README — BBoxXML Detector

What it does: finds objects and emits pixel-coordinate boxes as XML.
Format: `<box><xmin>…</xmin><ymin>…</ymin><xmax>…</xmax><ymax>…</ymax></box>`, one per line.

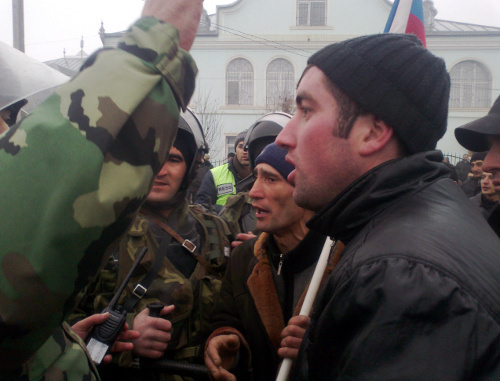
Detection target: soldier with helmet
<box><xmin>71</xmin><ymin>109</ymin><xmax>232</xmax><ymax>380</ymax></box>
<box><xmin>220</xmin><ymin>112</ymin><xmax>292</xmax><ymax>238</ymax></box>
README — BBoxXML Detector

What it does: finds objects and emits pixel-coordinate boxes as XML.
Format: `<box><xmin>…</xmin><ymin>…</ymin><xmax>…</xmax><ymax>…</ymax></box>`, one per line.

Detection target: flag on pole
<box><xmin>384</xmin><ymin>0</ymin><xmax>426</xmax><ymax>47</ymax></box>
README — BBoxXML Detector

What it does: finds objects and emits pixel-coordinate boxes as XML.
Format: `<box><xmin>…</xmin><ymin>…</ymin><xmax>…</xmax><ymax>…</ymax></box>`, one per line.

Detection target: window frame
<box><xmin>449</xmin><ymin>60</ymin><xmax>492</xmax><ymax>109</ymax></box>
<box><xmin>296</xmin><ymin>0</ymin><xmax>327</xmax><ymax>27</ymax></box>
<box><xmin>266</xmin><ymin>58</ymin><xmax>295</xmax><ymax>112</ymax></box>
<box><xmin>226</xmin><ymin>58</ymin><xmax>255</xmax><ymax>106</ymax></box>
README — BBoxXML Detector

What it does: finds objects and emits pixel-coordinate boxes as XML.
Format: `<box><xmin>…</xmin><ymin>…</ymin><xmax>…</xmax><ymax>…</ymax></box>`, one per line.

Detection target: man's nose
<box><xmin>249</xmin><ymin>181</ymin><xmax>263</xmax><ymax>199</ymax></box>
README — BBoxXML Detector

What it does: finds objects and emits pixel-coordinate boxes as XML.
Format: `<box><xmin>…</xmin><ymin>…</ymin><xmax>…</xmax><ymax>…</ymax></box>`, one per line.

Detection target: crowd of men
<box><xmin>1</xmin><ymin>0</ymin><xmax>499</xmax><ymax>380</ymax></box>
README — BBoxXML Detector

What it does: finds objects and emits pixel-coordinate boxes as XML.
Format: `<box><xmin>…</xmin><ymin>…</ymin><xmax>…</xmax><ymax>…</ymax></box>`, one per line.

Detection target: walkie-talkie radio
<box><xmin>86</xmin><ymin>247</ymin><xmax>148</xmax><ymax>364</ymax></box>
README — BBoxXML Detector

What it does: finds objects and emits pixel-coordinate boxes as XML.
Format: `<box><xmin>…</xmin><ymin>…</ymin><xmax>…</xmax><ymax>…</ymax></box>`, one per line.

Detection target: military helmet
<box><xmin>0</xmin><ymin>40</ymin><xmax>68</xmax><ymax>125</ymax></box>
<box><xmin>178</xmin><ymin>108</ymin><xmax>208</xmax><ymax>190</ymax></box>
<box><xmin>243</xmin><ymin>112</ymin><xmax>292</xmax><ymax>170</ymax></box>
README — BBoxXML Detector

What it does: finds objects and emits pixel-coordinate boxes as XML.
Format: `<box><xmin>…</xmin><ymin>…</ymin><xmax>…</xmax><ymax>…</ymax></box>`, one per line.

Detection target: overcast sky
<box><xmin>1</xmin><ymin>0</ymin><xmax>500</xmax><ymax>62</ymax></box>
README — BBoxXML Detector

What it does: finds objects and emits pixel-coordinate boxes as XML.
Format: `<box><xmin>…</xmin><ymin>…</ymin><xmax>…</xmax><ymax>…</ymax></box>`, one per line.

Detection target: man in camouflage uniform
<box><xmin>0</xmin><ymin>0</ymin><xmax>204</xmax><ymax>379</ymax></box>
<box><xmin>71</xmin><ymin>110</ymin><xmax>232</xmax><ymax>380</ymax></box>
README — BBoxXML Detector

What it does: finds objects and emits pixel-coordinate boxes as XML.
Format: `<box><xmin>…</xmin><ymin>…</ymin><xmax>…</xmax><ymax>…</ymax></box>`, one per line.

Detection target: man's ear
<box><xmin>357</xmin><ymin>116</ymin><xmax>395</xmax><ymax>156</ymax></box>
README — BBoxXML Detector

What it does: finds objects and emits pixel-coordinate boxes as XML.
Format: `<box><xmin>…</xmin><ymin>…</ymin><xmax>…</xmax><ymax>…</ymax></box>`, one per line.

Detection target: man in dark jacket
<box><xmin>456</xmin><ymin>94</ymin><xmax>500</xmax><ymax>237</ymax></box>
<box><xmin>470</xmin><ymin>172</ymin><xmax>500</xmax><ymax>220</ymax></box>
<box><xmin>455</xmin><ymin>153</ymin><xmax>471</xmax><ymax>183</ymax></box>
<box><xmin>187</xmin><ymin>153</ymin><xmax>213</xmax><ymax>203</ymax></box>
<box><xmin>204</xmin><ymin>143</ymin><xmax>342</xmax><ymax>380</ymax></box>
<box><xmin>460</xmin><ymin>151</ymin><xmax>487</xmax><ymax>197</ymax></box>
<box><xmin>276</xmin><ymin>33</ymin><xmax>500</xmax><ymax>380</ymax></box>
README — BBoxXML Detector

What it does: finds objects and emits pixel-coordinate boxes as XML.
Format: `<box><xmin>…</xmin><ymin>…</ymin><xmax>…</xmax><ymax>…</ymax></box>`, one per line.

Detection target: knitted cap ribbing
<box><xmin>255</xmin><ymin>143</ymin><xmax>295</xmax><ymax>181</ymax></box>
<box><xmin>308</xmin><ymin>33</ymin><xmax>450</xmax><ymax>154</ymax></box>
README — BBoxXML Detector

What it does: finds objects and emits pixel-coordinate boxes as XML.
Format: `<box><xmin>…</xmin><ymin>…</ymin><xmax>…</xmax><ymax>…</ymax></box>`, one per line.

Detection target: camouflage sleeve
<box><xmin>0</xmin><ymin>17</ymin><xmax>197</xmax><ymax>371</ymax></box>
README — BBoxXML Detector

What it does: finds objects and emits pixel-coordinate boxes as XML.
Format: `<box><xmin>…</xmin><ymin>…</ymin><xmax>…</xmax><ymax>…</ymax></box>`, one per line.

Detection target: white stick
<box><xmin>276</xmin><ymin>237</ymin><xmax>334</xmax><ymax>381</ymax></box>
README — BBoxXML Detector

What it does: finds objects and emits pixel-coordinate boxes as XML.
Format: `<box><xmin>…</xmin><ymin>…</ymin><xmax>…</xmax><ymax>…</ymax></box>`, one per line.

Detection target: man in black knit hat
<box><xmin>277</xmin><ymin>33</ymin><xmax>500</xmax><ymax>380</ymax></box>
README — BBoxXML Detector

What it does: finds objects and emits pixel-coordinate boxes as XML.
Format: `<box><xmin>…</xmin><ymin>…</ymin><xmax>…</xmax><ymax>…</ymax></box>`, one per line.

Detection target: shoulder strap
<box><xmin>142</xmin><ymin>209</ymin><xmax>223</xmax><ymax>280</ymax></box>
<box><xmin>123</xmin><ymin>234</ymin><xmax>172</xmax><ymax>312</ymax></box>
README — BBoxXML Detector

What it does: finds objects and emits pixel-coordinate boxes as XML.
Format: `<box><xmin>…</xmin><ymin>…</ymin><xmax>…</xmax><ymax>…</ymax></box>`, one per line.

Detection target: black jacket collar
<box><xmin>307</xmin><ymin>151</ymin><xmax>451</xmax><ymax>243</ymax></box>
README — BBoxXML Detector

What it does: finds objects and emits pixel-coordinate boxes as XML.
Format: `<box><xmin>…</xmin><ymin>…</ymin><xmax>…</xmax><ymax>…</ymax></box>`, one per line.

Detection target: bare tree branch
<box><xmin>192</xmin><ymin>87</ymin><xmax>225</xmax><ymax>157</ymax></box>
<box><xmin>266</xmin><ymin>80</ymin><xmax>295</xmax><ymax>114</ymax></box>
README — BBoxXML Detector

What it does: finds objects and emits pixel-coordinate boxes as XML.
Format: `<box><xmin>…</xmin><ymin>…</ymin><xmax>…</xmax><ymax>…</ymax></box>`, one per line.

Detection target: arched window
<box><xmin>450</xmin><ymin>60</ymin><xmax>491</xmax><ymax>108</ymax></box>
<box><xmin>266</xmin><ymin>58</ymin><xmax>295</xmax><ymax>112</ymax></box>
<box><xmin>297</xmin><ymin>0</ymin><xmax>327</xmax><ymax>26</ymax></box>
<box><xmin>226</xmin><ymin>58</ymin><xmax>254</xmax><ymax>105</ymax></box>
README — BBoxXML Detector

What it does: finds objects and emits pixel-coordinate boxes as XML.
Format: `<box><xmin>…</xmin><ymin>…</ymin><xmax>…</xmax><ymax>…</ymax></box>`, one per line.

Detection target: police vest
<box><xmin>210</xmin><ymin>163</ymin><xmax>236</xmax><ymax>206</ymax></box>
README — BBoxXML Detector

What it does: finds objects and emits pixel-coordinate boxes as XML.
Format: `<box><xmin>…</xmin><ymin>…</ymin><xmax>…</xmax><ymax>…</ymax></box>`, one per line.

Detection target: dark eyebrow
<box><xmin>168</xmin><ymin>153</ymin><xmax>184</xmax><ymax>161</ymax></box>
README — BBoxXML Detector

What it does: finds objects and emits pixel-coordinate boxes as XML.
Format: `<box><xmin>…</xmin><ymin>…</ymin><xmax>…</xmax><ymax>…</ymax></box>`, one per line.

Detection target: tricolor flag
<box><xmin>384</xmin><ymin>0</ymin><xmax>426</xmax><ymax>47</ymax></box>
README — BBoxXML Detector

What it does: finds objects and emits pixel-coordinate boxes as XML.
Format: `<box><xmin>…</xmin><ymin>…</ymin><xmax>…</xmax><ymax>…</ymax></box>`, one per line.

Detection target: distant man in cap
<box><xmin>276</xmin><ymin>33</ymin><xmax>500</xmax><ymax>380</ymax></box>
<box><xmin>455</xmin><ymin>153</ymin><xmax>471</xmax><ymax>183</ymax></box>
<box><xmin>460</xmin><ymin>151</ymin><xmax>487</xmax><ymax>197</ymax></box>
<box><xmin>470</xmin><ymin>172</ymin><xmax>500</xmax><ymax>225</ymax></box>
<box><xmin>456</xmin><ymin>95</ymin><xmax>500</xmax><ymax>236</ymax></box>
<box><xmin>195</xmin><ymin>130</ymin><xmax>251</xmax><ymax>211</ymax></box>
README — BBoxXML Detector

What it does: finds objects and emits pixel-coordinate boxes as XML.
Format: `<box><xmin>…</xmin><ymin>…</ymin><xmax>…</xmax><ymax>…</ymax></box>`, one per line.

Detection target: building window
<box><xmin>266</xmin><ymin>58</ymin><xmax>295</xmax><ymax>112</ymax></box>
<box><xmin>450</xmin><ymin>60</ymin><xmax>491</xmax><ymax>109</ymax></box>
<box><xmin>226</xmin><ymin>58</ymin><xmax>254</xmax><ymax>105</ymax></box>
<box><xmin>225</xmin><ymin>135</ymin><xmax>237</xmax><ymax>158</ymax></box>
<box><xmin>297</xmin><ymin>0</ymin><xmax>326</xmax><ymax>26</ymax></box>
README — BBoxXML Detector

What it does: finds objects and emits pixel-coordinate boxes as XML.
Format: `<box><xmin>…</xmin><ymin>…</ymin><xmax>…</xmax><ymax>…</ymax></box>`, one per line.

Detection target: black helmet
<box><xmin>177</xmin><ymin>108</ymin><xmax>208</xmax><ymax>190</ymax></box>
<box><xmin>243</xmin><ymin>112</ymin><xmax>292</xmax><ymax>170</ymax></box>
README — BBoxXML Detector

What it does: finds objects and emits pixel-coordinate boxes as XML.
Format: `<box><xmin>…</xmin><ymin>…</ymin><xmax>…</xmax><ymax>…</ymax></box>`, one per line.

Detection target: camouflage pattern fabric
<box><xmin>70</xmin><ymin>201</ymin><xmax>231</xmax><ymax>380</ymax></box>
<box><xmin>220</xmin><ymin>192</ymin><xmax>256</xmax><ymax>237</ymax></box>
<box><xmin>20</xmin><ymin>323</ymin><xmax>99</xmax><ymax>381</ymax></box>
<box><xmin>0</xmin><ymin>17</ymin><xmax>197</xmax><ymax>379</ymax></box>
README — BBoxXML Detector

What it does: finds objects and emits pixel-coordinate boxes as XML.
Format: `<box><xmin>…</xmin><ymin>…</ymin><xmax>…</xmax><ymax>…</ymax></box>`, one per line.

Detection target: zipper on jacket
<box><xmin>277</xmin><ymin>253</ymin><xmax>284</xmax><ymax>275</ymax></box>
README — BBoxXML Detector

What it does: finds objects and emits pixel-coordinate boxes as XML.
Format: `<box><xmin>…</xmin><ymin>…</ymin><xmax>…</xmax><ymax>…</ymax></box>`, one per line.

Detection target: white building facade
<box><xmin>103</xmin><ymin>0</ymin><xmax>500</xmax><ymax>161</ymax></box>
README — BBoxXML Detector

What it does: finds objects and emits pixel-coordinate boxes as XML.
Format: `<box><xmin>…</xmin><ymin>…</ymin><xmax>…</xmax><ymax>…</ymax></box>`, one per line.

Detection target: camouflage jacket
<box><xmin>0</xmin><ymin>17</ymin><xmax>197</xmax><ymax>379</ymax></box>
<box><xmin>219</xmin><ymin>192</ymin><xmax>256</xmax><ymax>237</ymax></box>
<box><xmin>70</xmin><ymin>200</ymin><xmax>231</xmax><ymax>379</ymax></box>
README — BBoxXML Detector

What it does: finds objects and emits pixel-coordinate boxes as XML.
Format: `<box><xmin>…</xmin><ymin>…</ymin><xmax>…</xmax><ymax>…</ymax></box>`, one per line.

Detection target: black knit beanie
<box><xmin>308</xmin><ymin>33</ymin><xmax>451</xmax><ymax>154</ymax></box>
<box><xmin>255</xmin><ymin>143</ymin><xmax>295</xmax><ymax>182</ymax></box>
<box><xmin>173</xmin><ymin>129</ymin><xmax>195</xmax><ymax>171</ymax></box>
<box><xmin>173</xmin><ymin>129</ymin><xmax>196</xmax><ymax>191</ymax></box>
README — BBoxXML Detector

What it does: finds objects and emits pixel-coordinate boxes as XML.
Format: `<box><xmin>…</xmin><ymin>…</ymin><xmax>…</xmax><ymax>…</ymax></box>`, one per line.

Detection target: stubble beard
<box><xmin>292</xmin><ymin>181</ymin><xmax>327</xmax><ymax>212</ymax></box>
